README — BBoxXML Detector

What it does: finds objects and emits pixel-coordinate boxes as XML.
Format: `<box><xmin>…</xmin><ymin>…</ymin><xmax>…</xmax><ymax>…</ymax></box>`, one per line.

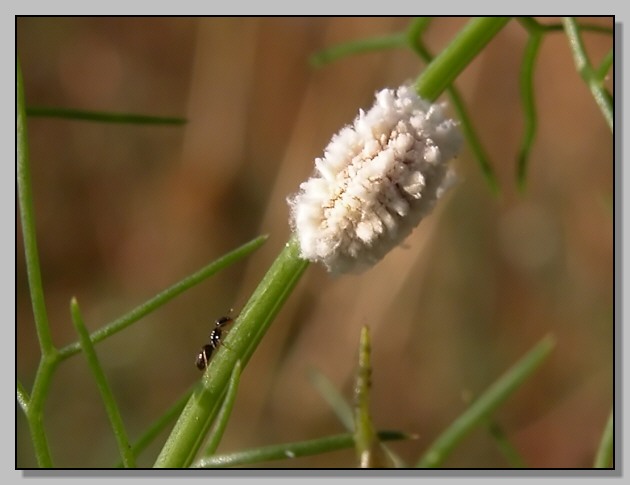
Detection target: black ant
<box><xmin>195</xmin><ymin>316</ymin><xmax>233</xmax><ymax>370</ymax></box>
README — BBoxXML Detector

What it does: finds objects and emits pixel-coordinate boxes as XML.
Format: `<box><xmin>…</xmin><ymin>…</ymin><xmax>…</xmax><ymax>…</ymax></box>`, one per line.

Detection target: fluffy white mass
<box><xmin>288</xmin><ymin>85</ymin><xmax>462</xmax><ymax>274</ymax></box>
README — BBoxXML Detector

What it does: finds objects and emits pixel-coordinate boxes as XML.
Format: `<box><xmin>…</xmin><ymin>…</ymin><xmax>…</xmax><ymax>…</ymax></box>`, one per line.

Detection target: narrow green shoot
<box><xmin>516</xmin><ymin>30</ymin><xmax>543</xmax><ymax>191</ymax></box>
<box><xmin>26</xmin><ymin>107</ymin><xmax>186</xmax><ymax>125</ymax></box>
<box><xmin>70</xmin><ymin>298</ymin><xmax>135</xmax><ymax>468</ymax></box>
<box><xmin>407</xmin><ymin>18</ymin><xmax>500</xmax><ymax>195</ymax></box>
<box><xmin>201</xmin><ymin>360</ymin><xmax>243</xmax><ymax>457</ymax></box>
<box><xmin>353</xmin><ymin>326</ymin><xmax>387</xmax><ymax>467</ymax></box>
<box><xmin>516</xmin><ymin>17</ymin><xmax>613</xmax><ymax>190</ymax></box>
<box><xmin>193</xmin><ymin>431</ymin><xmax>411</xmax><ymax>468</ymax></box>
<box><xmin>17</xmin><ymin>60</ymin><xmax>54</xmax><ymax>357</ymax></box>
<box><xmin>562</xmin><ymin>17</ymin><xmax>613</xmax><ymax>131</ymax></box>
<box><xmin>18</xmin><ymin>57</ymin><xmax>57</xmax><ymax>468</ymax></box>
<box><xmin>416</xmin><ymin>334</ymin><xmax>555</xmax><ymax>468</ymax></box>
<box><xmin>307</xmin><ymin>368</ymin><xmax>354</xmax><ymax>430</ymax></box>
<box><xmin>59</xmin><ymin>234</ymin><xmax>268</xmax><ymax>359</ymax></box>
<box><xmin>309</xmin><ymin>32</ymin><xmax>407</xmax><ymax>67</ymax></box>
<box><xmin>116</xmin><ymin>388</ymin><xmax>193</xmax><ymax>467</ymax></box>
<box><xmin>487</xmin><ymin>421</ymin><xmax>527</xmax><ymax>468</ymax></box>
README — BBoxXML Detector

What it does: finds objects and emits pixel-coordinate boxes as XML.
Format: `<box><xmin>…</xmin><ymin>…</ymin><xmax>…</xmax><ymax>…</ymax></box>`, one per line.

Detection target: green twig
<box><xmin>353</xmin><ymin>326</ymin><xmax>387</xmax><ymax>467</ymax></box>
<box><xmin>307</xmin><ymin>369</ymin><xmax>354</xmax><ymax>430</ymax></box>
<box><xmin>58</xmin><ymin>235</ymin><xmax>268</xmax><ymax>359</ymax></box>
<box><xmin>596</xmin><ymin>48</ymin><xmax>614</xmax><ymax>80</ymax></box>
<box><xmin>417</xmin><ymin>335</ymin><xmax>555</xmax><ymax>468</ymax></box>
<box><xmin>309</xmin><ymin>348</ymin><xmax>409</xmax><ymax>468</ymax></box>
<box><xmin>201</xmin><ymin>360</ymin><xmax>243</xmax><ymax>457</ymax></box>
<box><xmin>487</xmin><ymin>421</ymin><xmax>527</xmax><ymax>468</ymax></box>
<box><xmin>154</xmin><ymin>236</ymin><xmax>309</xmax><ymax>468</ymax></box>
<box><xmin>516</xmin><ymin>30</ymin><xmax>542</xmax><ymax>191</ymax></box>
<box><xmin>17</xmin><ymin>61</ymin><xmax>54</xmax><ymax>356</ymax></box>
<box><xmin>414</xmin><ymin>17</ymin><xmax>512</xmax><ymax>101</ymax></box>
<box><xmin>407</xmin><ymin>18</ymin><xmax>500</xmax><ymax>195</ymax></box>
<box><xmin>18</xmin><ymin>57</ymin><xmax>57</xmax><ymax>468</ymax></box>
<box><xmin>309</xmin><ymin>32</ymin><xmax>407</xmax><ymax>67</ymax></box>
<box><xmin>26</xmin><ymin>107</ymin><xmax>186</xmax><ymax>125</ymax></box>
<box><xmin>194</xmin><ymin>431</ymin><xmax>411</xmax><ymax>468</ymax></box>
<box><xmin>115</xmin><ymin>389</ymin><xmax>193</xmax><ymax>467</ymax></box>
<box><xmin>71</xmin><ymin>298</ymin><xmax>136</xmax><ymax>468</ymax></box>
<box><xmin>562</xmin><ymin>17</ymin><xmax>613</xmax><ymax>131</ymax></box>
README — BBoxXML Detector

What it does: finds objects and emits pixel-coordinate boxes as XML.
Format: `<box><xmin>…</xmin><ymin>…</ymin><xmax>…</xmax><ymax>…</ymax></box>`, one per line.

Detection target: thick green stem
<box><xmin>415</xmin><ymin>17</ymin><xmax>511</xmax><ymax>101</ymax></box>
<box><xmin>154</xmin><ymin>236</ymin><xmax>309</xmax><ymax>468</ymax></box>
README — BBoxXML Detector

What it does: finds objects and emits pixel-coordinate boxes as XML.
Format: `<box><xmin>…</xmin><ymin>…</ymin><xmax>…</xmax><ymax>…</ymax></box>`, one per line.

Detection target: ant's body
<box><xmin>195</xmin><ymin>316</ymin><xmax>233</xmax><ymax>370</ymax></box>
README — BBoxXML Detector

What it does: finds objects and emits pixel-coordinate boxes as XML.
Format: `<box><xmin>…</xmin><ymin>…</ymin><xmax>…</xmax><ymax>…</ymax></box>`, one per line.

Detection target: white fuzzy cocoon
<box><xmin>288</xmin><ymin>85</ymin><xmax>462</xmax><ymax>274</ymax></box>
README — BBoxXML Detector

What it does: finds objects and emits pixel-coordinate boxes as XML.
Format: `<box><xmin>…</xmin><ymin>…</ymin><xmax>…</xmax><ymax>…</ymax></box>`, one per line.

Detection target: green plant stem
<box><xmin>417</xmin><ymin>335</ymin><xmax>555</xmax><ymax>468</ymax></box>
<box><xmin>414</xmin><ymin>17</ymin><xmax>511</xmax><ymax>101</ymax></box>
<box><xmin>354</xmin><ymin>326</ymin><xmax>386</xmax><ymax>467</ymax></box>
<box><xmin>70</xmin><ymin>299</ymin><xmax>135</xmax><ymax>467</ymax></box>
<box><xmin>58</xmin><ymin>235</ymin><xmax>268</xmax><ymax>359</ymax></box>
<box><xmin>596</xmin><ymin>48</ymin><xmax>613</xmax><ymax>80</ymax></box>
<box><xmin>18</xmin><ymin>57</ymin><xmax>58</xmax><ymax>468</ymax></box>
<box><xmin>194</xmin><ymin>431</ymin><xmax>409</xmax><ymax>468</ymax></box>
<box><xmin>202</xmin><ymin>360</ymin><xmax>242</xmax><ymax>457</ymax></box>
<box><xmin>115</xmin><ymin>389</ymin><xmax>193</xmax><ymax>467</ymax></box>
<box><xmin>407</xmin><ymin>18</ymin><xmax>499</xmax><ymax>195</ymax></box>
<box><xmin>25</xmin><ymin>355</ymin><xmax>58</xmax><ymax>467</ymax></box>
<box><xmin>516</xmin><ymin>30</ymin><xmax>542</xmax><ymax>191</ymax></box>
<box><xmin>593</xmin><ymin>408</ymin><xmax>614</xmax><ymax>468</ymax></box>
<box><xmin>487</xmin><ymin>421</ymin><xmax>527</xmax><ymax>468</ymax></box>
<box><xmin>307</xmin><ymin>369</ymin><xmax>355</xmax><ymax>430</ymax></box>
<box><xmin>562</xmin><ymin>17</ymin><xmax>613</xmax><ymax>131</ymax></box>
<box><xmin>154</xmin><ymin>236</ymin><xmax>309</xmax><ymax>468</ymax></box>
<box><xmin>17</xmin><ymin>61</ymin><xmax>54</xmax><ymax>356</ymax></box>
<box><xmin>310</xmin><ymin>32</ymin><xmax>407</xmax><ymax>67</ymax></box>
<box><xmin>26</xmin><ymin>107</ymin><xmax>186</xmax><ymax>125</ymax></box>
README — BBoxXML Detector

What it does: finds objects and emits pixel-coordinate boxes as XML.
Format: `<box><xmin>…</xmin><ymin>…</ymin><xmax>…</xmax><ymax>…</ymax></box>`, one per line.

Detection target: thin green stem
<box><xmin>154</xmin><ymin>236</ymin><xmax>309</xmax><ymax>468</ymax></box>
<box><xmin>416</xmin><ymin>335</ymin><xmax>555</xmax><ymax>468</ymax></box>
<box><xmin>596</xmin><ymin>48</ymin><xmax>614</xmax><ymax>80</ymax></box>
<box><xmin>562</xmin><ymin>17</ymin><xmax>613</xmax><ymax>130</ymax></box>
<box><xmin>309</xmin><ymin>32</ymin><xmax>407</xmax><ymax>67</ymax></box>
<box><xmin>354</xmin><ymin>326</ymin><xmax>387</xmax><ymax>467</ymax></box>
<box><xmin>70</xmin><ymin>298</ymin><xmax>135</xmax><ymax>468</ymax></box>
<box><xmin>26</xmin><ymin>107</ymin><xmax>186</xmax><ymax>125</ymax></box>
<box><xmin>17</xmin><ymin>59</ymin><xmax>54</xmax><ymax>356</ymax></box>
<box><xmin>487</xmin><ymin>421</ymin><xmax>527</xmax><ymax>468</ymax></box>
<box><xmin>414</xmin><ymin>17</ymin><xmax>512</xmax><ymax>101</ymax></box>
<box><xmin>194</xmin><ymin>431</ymin><xmax>410</xmax><ymax>468</ymax></box>
<box><xmin>405</xmin><ymin>17</ymin><xmax>433</xmax><ymax>45</ymax></box>
<box><xmin>18</xmin><ymin>58</ymin><xmax>58</xmax><ymax>466</ymax></box>
<box><xmin>517</xmin><ymin>17</ymin><xmax>613</xmax><ymax>36</ymax></box>
<box><xmin>593</xmin><ymin>408</ymin><xmax>614</xmax><ymax>468</ymax></box>
<box><xmin>307</xmin><ymin>369</ymin><xmax>354</xmax><ymax>430</ymax></box>
<box><xmin>25</xmin><ymin>355</ymin><xmax>58</xmax><ymax>467</ymax></box>
<box><xmin>407</xmin><ymin>19</ymin><xmax>499</xmax><ymax>195</ymax></box>
<box><xmin>202</xmin><ymin>360</ymin><xmax>242</xmax><ymax>457</ymax></box>
<box><xmin>517</xmin><ymin>30</ymin><xmax>542</xmax><ymax>191</ymax></box>
<box><xmin>58</xmin><ymin>235</ymin><xmax>268</xmax><ymax>359</ymax></box>
<box><xmin>115</xmin><ymin>389</ymin><xmax>193</xmax><ymax>467</ymax></box>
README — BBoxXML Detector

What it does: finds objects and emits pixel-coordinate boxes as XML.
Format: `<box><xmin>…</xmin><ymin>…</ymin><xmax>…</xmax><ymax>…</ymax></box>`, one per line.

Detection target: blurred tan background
<box><xmin>17</xmin><ymin>17</ymin><xmax>613</xmax><ymax>468</ymax></box>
